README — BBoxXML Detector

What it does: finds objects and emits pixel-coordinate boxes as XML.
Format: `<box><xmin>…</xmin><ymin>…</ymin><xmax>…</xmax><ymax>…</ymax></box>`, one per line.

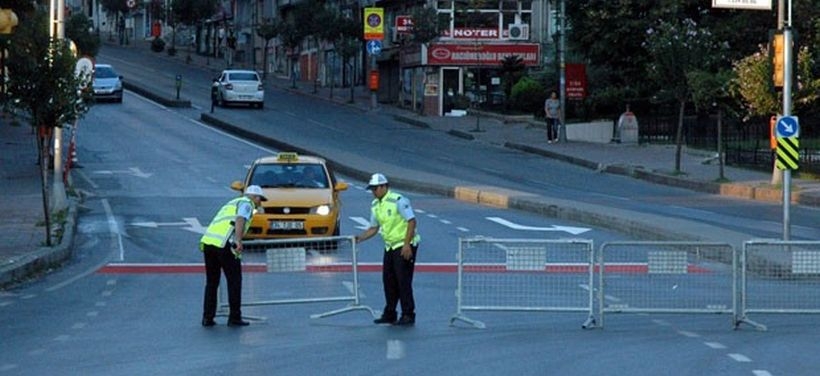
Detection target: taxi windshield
<box><xmin>250</xmin><ymin>164</ymin><xmax>329</xmax><ymax>189</ymax></box>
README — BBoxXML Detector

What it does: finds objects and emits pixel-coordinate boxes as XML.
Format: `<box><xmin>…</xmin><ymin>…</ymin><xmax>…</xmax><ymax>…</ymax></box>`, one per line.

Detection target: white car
<box><xmin>211</xmin><ymin>69</ymin><xmax>264</xmax><ymax>109</ymax></box>
<box><xmin>92</xmin><ymin>64</ymin><xmax>123</xmax><ymax>103</ymax></box>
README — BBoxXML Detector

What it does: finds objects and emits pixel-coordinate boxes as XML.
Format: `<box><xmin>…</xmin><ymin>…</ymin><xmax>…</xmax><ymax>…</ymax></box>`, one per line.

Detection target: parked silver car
<box><xmin>92</xmin><ymin>64</ymin><xmax>123</xmax><ymax>103</ymax></box>
<box><xmin>211</xmin><ymin>69</ymin><xmax>265</xmax><ymax>109</ymax></box>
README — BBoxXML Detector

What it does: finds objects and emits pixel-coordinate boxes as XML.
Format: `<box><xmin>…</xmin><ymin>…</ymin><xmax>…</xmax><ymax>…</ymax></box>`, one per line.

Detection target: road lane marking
<box><xmin>728</xmin><ymin>353</ymin><xmax>752</xmax><ymax>362</ymax></box>
<box><xmin>486</xmin><ymin>217</ymin><xmax>590</xmax><ymax>235</ymax></box>
<box><xmin>386</xmin><ymin>339</ymin><xmax>406</xmax><ymax>360</ymax></box>
<box><xmin>678</xmin><ymin>330</ymin><xmax>700</xmax><ymax>338</ymax></box>
<box><xmin>752</xmin><ymin>371</ymin><xmax>772</xmax><ymax>376</ymax></box>
<box><xmin>704</xmin><ymin>342</ymin><xmax>726</xmax><ymax>349</ymax></box>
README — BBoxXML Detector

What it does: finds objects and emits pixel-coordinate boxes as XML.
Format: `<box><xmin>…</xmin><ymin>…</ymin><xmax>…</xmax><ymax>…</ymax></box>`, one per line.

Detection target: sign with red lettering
<box><xmin>396</xmin><ymin>15</ymin><xmax>413</xmax><ymax>34</ymax></box>
<box><xmin>565</xmin><ymin>63</ymin><xmax>587</xmax><ymax>100</ymax></box>
<box><xmin>441</xmin><ymin>28</ymin><xmax>499</xmax><ymax>40</ymax></box>
<box><xmin>427</xmin><ymin>43</ymin><xmax>540</xmax><ymax>66</ymax></box>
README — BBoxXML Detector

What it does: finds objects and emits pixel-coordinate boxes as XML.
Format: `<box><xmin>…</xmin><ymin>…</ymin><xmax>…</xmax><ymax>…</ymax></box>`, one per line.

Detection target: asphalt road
<box><xmin>0</xmin><ymin>76</ymin><xmax>817</xmax><ymax>376</ymax></box>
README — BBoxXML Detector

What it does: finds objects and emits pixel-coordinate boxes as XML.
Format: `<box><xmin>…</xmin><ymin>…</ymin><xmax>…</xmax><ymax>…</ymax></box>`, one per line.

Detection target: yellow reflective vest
<box><xmin>372</xmin><ymin>190</ymin><xmax>420</xmax><ymax>251</ymax></box>
<box><xmin>200</xmin><ymin>196</ymin><xmax>254</xmax><ymax>249</ymax></box>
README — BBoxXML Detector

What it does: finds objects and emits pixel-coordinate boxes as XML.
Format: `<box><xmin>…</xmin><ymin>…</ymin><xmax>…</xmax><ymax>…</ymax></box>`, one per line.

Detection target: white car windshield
<box><xmin>229</xmin><ymin>73</ymin><xmax>259</xmax><ymax>81</ymax></box>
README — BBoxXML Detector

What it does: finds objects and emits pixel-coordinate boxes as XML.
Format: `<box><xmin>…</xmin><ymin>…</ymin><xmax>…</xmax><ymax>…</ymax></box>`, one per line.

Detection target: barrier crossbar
<box><xmin>218</xmin><ymin>235</ymin><xmax>376</xmax><ymax>320</ymax></box>
<box><xmin>736</xmin><ymin>239</ymin><xmax>820</xmax><ymax>331</ymax></box>
<box><xmin>598</xmin><ymin>241</ymin><xmax>736</xmax><ymax>329</ymax></box>
<box><xmin>449</xmin><ymin>237</ymin><xmax>596</xmax><ymax>329</ymax></box>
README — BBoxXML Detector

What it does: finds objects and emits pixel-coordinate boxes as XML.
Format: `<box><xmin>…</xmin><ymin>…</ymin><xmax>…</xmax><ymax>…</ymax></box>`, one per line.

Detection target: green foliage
<box><xmin>150</xmin><ymin>36</ymin><xmax>165</xmax><ymax>52</ymax></box>
<box><xmin>171</xmin><ymin>0</ymin><xmax>217</xmax><ymax>27</ymax></box>
<box><xmin>409</xmin><ymin>6</ymin><xmax>442</xmax><ymax>46</ymax></box>
<box><xmin>65</xmin><ymin>13</ymin><xmax>100</xmax><ymax>57</ymax></box>
<box><xmin>99</xmin><ymin>0</ymin><xmax>129</xmax><ymax>15</ymax></box>
<box><xmin>500</xmin><ymin>55</ymin><xmax>525</xmax><ymax>106</ymax></box>
<box><xmin>644</xmin><ymin>18</ymin><xmax>727</xmax><ymax>103</ymax></box>
<box><xmin>510</xmin><ymin>76</ymin><xmax>546</xmax><ymax>115</ymax></box>
<box><xmin>5</xmin><ymin>10</ymin><xmax>92</xmax><ymax>129</ymax></box>
<box><xmin>731</xmin><ymin>45</ymin><xmax>778</xmax><ymax>118</ymax></box>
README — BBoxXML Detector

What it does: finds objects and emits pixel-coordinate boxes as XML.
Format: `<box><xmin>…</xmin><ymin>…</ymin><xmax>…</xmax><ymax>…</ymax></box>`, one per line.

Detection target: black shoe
<box><xmin>201</xmin><ymin>319</ymin><xmax>216</xmax><ymax>327</ymax></box>
<box><xmin>373</xmin><ymin>315</ymin><xmax>397</xmax><ymax>325</ymax></box>
<box><xmin>227</xmin><ymin>319</ymin><xmax>250</xmax><ymax>327</ymax></box>
<box><xmin>394</xmin><ymin>315</ymin><xmax>415</xmax><ymax>326</ymax></box>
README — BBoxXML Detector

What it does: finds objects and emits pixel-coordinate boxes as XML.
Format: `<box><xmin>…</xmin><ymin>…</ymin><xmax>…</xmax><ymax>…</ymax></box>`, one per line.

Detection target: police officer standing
<box><xmin>356</xmin><ymin>173</ymin><xmax>420</xmax><ymax>326</ymax></box>
<box><xmin>199</xmin><ymin>185</ymin><xmax>267</xmax><ymax>327</ymax></box>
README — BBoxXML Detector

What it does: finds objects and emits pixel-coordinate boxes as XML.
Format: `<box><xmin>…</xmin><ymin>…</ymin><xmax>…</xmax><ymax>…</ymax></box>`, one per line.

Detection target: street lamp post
<box><xmin>50</xmin><ymin>0</ymin><xmax>68</xmax><ymax>212</ymax></box>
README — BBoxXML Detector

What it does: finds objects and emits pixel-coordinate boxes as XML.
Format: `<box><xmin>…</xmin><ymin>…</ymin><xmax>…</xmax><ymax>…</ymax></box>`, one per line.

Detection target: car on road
<box><xmin>92</xmin><ymin>64</ymin><xmax>123</xmax><ymax>103</ymax></box>
<box><xmin>231</xmin><ymin>152</ymin><xmax>348</xmax><ymax>244</ymax></box>
<box><xmin>211</xmin><ymin>69</ymin><xmax>265</xmax><ymax>109</ymax></box>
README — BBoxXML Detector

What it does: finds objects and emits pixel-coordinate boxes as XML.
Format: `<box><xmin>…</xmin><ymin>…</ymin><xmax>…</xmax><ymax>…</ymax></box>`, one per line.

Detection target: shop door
<box><xmin>441</xmin><ymin>67</ymin><xmax>461</xmax><ymax>115</ymax></box>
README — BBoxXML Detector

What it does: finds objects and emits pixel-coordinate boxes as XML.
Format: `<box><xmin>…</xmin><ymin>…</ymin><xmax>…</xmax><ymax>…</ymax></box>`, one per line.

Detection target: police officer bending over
<box><xmin>199</xmin><ymin>185</ymin><xmax>267</xmax><ymax>327</ymax></box>
<box><xmin>356</xmin><ymin>173</ymin><xmax>421</xmax><ymax>326</ymax></box>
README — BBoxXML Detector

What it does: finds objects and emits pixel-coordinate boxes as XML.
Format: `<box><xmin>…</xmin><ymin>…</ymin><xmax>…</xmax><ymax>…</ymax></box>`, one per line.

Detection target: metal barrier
<box><xmin>598</xmin><ymin>241</ymin><xmax>736</xmax><ymax>329</ymax></box>
<box><xmin>450</xmin><ymin>237</ymin><xmax>596</xmax><ymax>329</ymax></box>
<box><xmin>218</xmin><ymin>235</ymin><xmax>376</xmax><ymax>320</ymax></box>
<box><xmin>736</xmin><ymin>239</ymin><xmax>820</xmax><ymax>331</ymax></box>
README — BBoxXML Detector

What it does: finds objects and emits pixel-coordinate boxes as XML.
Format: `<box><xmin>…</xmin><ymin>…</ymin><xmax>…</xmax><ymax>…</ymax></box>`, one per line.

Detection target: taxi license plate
<box><xmin>270</xmin><ymin>221</ymin><xmax>304</xmax><ymax>230</ymax></box>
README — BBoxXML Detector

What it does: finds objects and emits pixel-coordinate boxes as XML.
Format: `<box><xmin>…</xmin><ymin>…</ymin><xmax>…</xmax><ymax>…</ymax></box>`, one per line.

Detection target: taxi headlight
<box><xmin>312</xmin><ymin>204</ymin><xmax>331</xmax><ymax>216</ymax></box>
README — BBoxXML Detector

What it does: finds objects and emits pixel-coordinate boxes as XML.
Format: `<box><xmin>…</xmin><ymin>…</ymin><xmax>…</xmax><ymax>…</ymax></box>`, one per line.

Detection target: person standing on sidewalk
<box><xmin>544</xmin><ymin>91</ymin><xmax>561</xmax><ymax>143</ymax></box>
<box><xmin>356</xmin><ymin>173</ymin><xmax>421</xmax><ymax>326</ymax></box>
<box><xmin>199</xmin><ymin>185</ymin><xmax>267</xmax><ymax>327</ymax></box>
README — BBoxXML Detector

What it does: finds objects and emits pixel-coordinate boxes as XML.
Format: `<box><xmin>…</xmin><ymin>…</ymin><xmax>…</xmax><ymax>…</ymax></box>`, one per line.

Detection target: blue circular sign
<box><xmin>366</xmin><ymin>40</ymin><xmax>382</xmax><ymax>56</ymax></box>
<box><xmin>776</xmin><ymin>116</ymin><xmax>799</xmax><ymax>138</ymax></box>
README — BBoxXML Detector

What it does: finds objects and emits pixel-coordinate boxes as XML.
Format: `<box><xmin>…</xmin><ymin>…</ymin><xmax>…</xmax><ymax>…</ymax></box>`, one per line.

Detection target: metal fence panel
<box><xmin>598</xmin><ymin>241</ymin><xmax>736</xmax><ymax>328</ymax></box>
<box><xmin>450</xmin><ymin>237</ymin><xmax>595</xmax><ymax>329</ymax></box>
<box><xmin>219</xmin><ymin>236</ymin><xmax>376</xmax><ymax>320</ymax></box>
<box><xmin>737</xmin><ymin>240</ymin><xmax>820</xmax><ymax>331</ymax></box>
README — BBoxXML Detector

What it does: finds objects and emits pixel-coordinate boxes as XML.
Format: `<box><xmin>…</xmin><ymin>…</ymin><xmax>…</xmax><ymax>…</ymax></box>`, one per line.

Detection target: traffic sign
<box><xmin>366</xmin><ymin>40</ymin><xmax>382</xmax><ymax>56</ymax></box>
<box><xmin>776</xmin><ymin>116</ymin><xmax>799</xmax><ymax>138</ymax></box>
<box><xmin>776</xmin><ymin>137</ymin><xmax>799</xmax><ymax>170</ymax></box>
<box><xmin>363</xmin><ymin>7</ymin><xmax>384</xmax><ymax>40</ymax></box>
<box><xmin>74</xmin><ymin>57</ymin><xmax>94</xmax><ymax>89</ymax></box>
<box><xmin>126</xmin><ymin>0</ymin><xmax>136</xmax><ymax>8</ymax></box>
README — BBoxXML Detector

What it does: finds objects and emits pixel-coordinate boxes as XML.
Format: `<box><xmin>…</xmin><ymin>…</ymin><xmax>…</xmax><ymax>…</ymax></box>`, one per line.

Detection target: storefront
<box><xmin>400</xmin><ymin>42</ymin><xmax>540</xmax><ymax>116</ymax></box>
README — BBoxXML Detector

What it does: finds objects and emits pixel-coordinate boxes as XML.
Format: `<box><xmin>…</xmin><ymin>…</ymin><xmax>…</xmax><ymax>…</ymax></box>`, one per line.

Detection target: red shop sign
<box><xmin>565</xmin><ymin>63</ymin><xmax>587</xmax><ymax>100</ymax></box>
<box><xmin>427</xmin><ymin>43</ymin><xmax>540</xmax><ymax>66</ymax></box>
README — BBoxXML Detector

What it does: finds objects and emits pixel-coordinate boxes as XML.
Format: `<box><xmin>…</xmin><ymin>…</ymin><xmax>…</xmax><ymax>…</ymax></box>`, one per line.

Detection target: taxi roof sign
<box><xmin>277</xmin><ymin>152</ymin><xmax>299</xmax><ymax>162</ymax></box>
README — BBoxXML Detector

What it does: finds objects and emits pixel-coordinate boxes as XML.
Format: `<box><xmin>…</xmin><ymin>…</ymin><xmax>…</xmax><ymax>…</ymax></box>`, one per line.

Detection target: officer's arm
<box><xmin>356</xmin><ymin>226</ymin><xmax>378</xmax><ymax>244</ymax></box>
<box><xmin>233</xmin><ymin>216</ymin><xmax>246</xmax><ymax>252</ymax></box>
<box><xmin>404</xmin><ymin>218</ymin><xmax>417</xmax><ymax>246</ymax></box>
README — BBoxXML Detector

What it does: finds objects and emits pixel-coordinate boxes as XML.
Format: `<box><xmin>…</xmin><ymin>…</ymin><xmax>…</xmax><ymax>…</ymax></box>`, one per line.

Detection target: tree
<box><xmin>500</xmin><ymin>55</ymin><xmax>525</xmax><ymax>111</ymax></box>
<box><xmin>5</xmin><ymin>10</ymin><xmax>92</xmax><ymax>246</ymax></box>
<box><xmin>292</xmin><ymin>0</ymin><xmax>327</xmax><ymax>93</ymax></box>
<box><xmin>278</xmin><ymin>19</ymin><xmax>303</xmax><ymax>89</ymax></box>
<box><xmin>171</xmin><ymin>0</ymin><xmax>217</xmax><ymax>60</ymax></box>
<box><xmin>732</xmin><ymin>44</ymin><xmax>820</xmax><ymax>184</ymax></box>
<box><xmin>65</xmin><ymin>13</ymin><xmax>100</xmax><ymax>57</ymax></box>
<box><xmin>644</xmin><ymin>18</ymin><xmax>726</xmax><ymax>173</ymax></box>
<box><xmin>256</xmin><ymin>18</ymin><xmax>280</xmax><ymax>80</ymax></box>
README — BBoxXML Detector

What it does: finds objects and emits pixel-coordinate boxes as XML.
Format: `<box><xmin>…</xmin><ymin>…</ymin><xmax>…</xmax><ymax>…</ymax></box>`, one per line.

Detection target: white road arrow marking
<box><xmin>486</xmin><ymin>217</ymin><xmax>590</xmax><ymax>235</ymax></box>
<box><xmin>349</xmin><ymin>216</ymin><xmax>371</xmax><ymax>230</ymax></box>
<box><xmin>130</xmin><ymin>217</ymin><xmax>205</xmax><ymax>234</ymax></box>
<box><xmin>93</xmin><ymin>167</ymin><xmax>152</xmax><ymax>178</ymax></box>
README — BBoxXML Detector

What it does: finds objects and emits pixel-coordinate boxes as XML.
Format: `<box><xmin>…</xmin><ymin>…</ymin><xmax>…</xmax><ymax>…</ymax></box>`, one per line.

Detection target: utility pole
<box><xmin>557</xmin><ymin>0</ymin><xmax>566</xmax><ymax>142</ymax></box>
<box><xmin>50</xmin><ymin>0</ymin><xmax>67</xmax><ymax>212</ymax></box>
<box><xmin>778</xmin><ymin>0</ymin><xmax>794</xmax><ymax>240</ymax></box>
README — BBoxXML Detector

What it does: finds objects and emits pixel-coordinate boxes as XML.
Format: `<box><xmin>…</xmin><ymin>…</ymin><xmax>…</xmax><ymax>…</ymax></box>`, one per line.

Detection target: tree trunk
<box><xmin>36</xmin><ymin>127</ymin><xmax>52</xmax><ymax>247</ymax></box>
<box><xmin>674</xmin><ymin>100</ymin><xmax>686</xmax><ymax>173</ymax></box>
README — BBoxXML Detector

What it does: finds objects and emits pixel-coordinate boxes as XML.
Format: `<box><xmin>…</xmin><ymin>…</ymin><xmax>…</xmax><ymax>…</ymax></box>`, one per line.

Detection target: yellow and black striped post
<box><xmin>776</xmin><ymin>137</ymin><xmax>799</xmax><ymax>170</ymax></box>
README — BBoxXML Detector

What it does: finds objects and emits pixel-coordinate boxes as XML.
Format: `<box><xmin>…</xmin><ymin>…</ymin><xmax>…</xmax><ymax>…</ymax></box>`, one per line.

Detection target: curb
<box><xmin>0</xmin><ymin>198</ymin><xmax>79</xmax><ymax>288</ymax></box>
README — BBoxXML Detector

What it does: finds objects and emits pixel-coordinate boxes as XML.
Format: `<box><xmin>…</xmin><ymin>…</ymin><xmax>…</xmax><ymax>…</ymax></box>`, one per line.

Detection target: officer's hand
<box><xmin>400</xmin><ymin>244</ymin><xmax>413</xmax><ymax>261</ymax></box>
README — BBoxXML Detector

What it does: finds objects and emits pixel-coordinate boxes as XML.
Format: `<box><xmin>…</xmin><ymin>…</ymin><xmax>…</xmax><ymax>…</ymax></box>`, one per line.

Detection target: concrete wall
<box><xmin>566</xmin><ymin>120</ymin><xmax>613</xmax><ymax>144</ymax></box>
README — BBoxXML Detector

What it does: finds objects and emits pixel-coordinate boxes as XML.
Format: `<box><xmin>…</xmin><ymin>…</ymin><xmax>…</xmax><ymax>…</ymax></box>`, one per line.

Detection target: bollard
<box><xmin>175</xmin><ymin>74</ymin><xmax>182</xmax><ymax>100</ymax></box>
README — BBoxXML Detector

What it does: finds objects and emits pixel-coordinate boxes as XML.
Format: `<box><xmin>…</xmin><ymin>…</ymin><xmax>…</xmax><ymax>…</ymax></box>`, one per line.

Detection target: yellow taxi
<box><xmin>231</xmin><ymin>152</ymin><xmax>348</xmax><ymax>240</ymax></box>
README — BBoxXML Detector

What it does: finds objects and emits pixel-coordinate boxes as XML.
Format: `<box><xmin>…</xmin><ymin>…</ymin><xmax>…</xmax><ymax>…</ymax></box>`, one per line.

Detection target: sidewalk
<box><xmin>1</xmin><ymin>38</ymin><xmax>818</xmax><ymax>288</ymax></box>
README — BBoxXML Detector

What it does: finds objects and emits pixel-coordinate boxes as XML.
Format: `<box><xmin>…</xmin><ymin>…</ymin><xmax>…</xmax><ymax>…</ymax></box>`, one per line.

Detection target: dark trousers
<box><xmin>202</xmin><ymin>243</ymin><xmax>243</xmax><ymax>321</ymax></box>
<box><xmin>382</xmin><ymin>244</ymin><xmax>418</xmax><ymax>318</ymax></box>
<box><xmin>546</xmin><ymin>117</ymin><xmax>559</xmax><ymax>141</ymax></box>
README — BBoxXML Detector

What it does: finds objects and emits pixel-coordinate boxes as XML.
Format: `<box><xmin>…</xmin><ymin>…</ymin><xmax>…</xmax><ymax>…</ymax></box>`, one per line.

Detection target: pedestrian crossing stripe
<box><xmin>776</xmin><ymin>136</ymin><xmax>799</xmax><ymax>170</ymax></box>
